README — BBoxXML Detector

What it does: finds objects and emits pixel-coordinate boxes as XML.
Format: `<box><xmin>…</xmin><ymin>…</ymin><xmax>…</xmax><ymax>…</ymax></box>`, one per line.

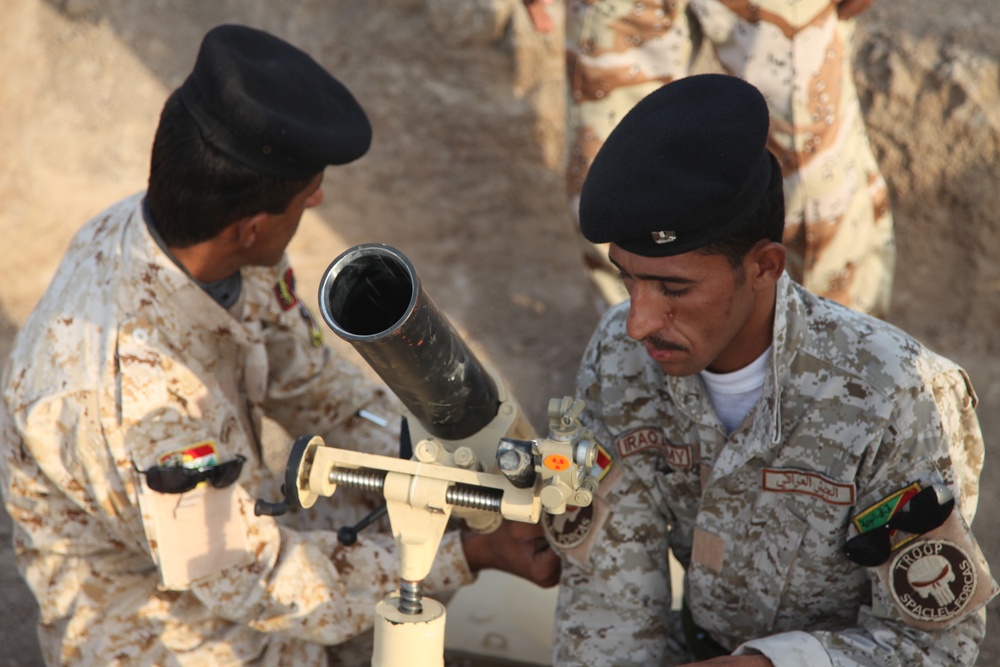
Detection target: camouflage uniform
<box><xmin>566</xmin><ymin>0</ymin><xmax>895</xmax><ymax>316</ymax></box>
<box><xmin>547</xmin><ymin>273</ymin><xmax>997</xmax><ymax>666</ymax></box>
<box><xmin>0</xmin><ymin>194</ymin><xmax>474</xmax><ymax>666</ymax></box>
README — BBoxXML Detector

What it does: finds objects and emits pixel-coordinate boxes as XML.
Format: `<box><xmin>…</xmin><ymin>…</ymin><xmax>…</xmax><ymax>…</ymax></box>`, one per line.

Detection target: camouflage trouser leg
<box><xmin>565</xmin><ymin>0</ymin><xmax>698</xmax><ymax>309</ymax></box>
<box><xmin>692</xmin><ymin>0</ymin><xmax>895</xmax><ymax>317</ymax></box>
<box><xmin>566</xmin><ymin>0</ymin><xmax>895</xmax><ymax>317</ymax></box>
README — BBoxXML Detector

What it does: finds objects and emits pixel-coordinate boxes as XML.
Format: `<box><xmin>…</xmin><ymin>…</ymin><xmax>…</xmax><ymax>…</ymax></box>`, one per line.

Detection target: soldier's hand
<box><xmin>460</xmin><ymin>519</ymin><xmax>561</xmax><ymax>587</ymax></box>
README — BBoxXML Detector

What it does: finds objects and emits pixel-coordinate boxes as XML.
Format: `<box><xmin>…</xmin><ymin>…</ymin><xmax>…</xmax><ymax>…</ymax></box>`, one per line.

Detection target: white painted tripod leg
<box><xmin>371</xmin><ymin>596</ymin><xmax>447</xmax><ymax>667</ymax></box>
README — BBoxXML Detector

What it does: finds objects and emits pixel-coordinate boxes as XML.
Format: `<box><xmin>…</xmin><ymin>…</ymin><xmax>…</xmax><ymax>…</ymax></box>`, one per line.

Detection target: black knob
<box><xmin>254</xmin><ymin>498</ymin><xmax>289</xmax><ymax>517</ymax></box>
<box><xmin>337</xmin><ymin>504</ymin><xmax>388</xmax><ymax>545</ymax></box>
<box><xmin>255</xmin><ymin>483</ymin><xmax>290</xmax><ymax>516</ymax></box>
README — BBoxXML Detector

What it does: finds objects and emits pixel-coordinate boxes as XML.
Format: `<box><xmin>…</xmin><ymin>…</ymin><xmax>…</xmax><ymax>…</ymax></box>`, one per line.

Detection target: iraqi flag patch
<box><xmin>157</xmin><ymin>440</ymin><xmax>219</xmax><ymax>469</ymax></box>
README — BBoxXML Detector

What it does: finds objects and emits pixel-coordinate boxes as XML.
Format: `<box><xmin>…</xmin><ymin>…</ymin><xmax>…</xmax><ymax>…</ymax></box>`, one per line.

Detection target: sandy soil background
<box><xmin>1</xmin><ymin>0</ymin><xmax>998</xmax><ymax>665</ymax></box>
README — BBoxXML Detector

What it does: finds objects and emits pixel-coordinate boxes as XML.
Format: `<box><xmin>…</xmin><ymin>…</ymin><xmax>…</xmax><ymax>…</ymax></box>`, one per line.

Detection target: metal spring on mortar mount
<box><xmin>329</xmin><ymin>468</ymin><xmax>387</xmax><ymax>492</ymax></box>
<box><xmin>330</xmin><ymin>468</ymin><xmax>504</xmax><ymax>513</ymax></box>
<box><xmin>445</xmin><ymin>483</ymin><xmax>503</xmax><ymax>512</ymax></box>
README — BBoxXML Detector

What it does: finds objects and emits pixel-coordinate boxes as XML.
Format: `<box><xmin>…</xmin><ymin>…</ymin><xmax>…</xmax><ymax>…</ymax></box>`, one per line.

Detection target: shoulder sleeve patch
<box><xmin>273</xmin><ymin>267</ymin><xmax>299</xmax><ymax>311</ymax></box>
<box><xmin>878</xmin><ymin>512</ymin><xmax>999</xmax><ymax>630</ymax></box>
<box><xmin>851</xmin><ymin>482</ymin><xmax>920</xmax><ymax>533</ymax></box>
<box><xmin>615</xmin><ymin>426</ymin><xmax>665</xmax><ymax>457</ymax></box>
<box><xmin>543</xmin><ymin>494</ymin><xmax>612</xmax><ymax>571</ymax></box>
<box><xmin>157</xmin><ymin>439</ymin><xmax>219</xmax><ymax>467</ymax></box>
<box><xmin>543</xmin><ymin>464</ymin><xmax>623</xmax><ymax>570</ymax></box>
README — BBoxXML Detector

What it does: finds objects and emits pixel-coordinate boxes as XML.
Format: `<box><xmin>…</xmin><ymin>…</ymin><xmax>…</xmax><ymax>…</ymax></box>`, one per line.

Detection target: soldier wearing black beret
<box><xmin>146</xmin><ymin>22</ymin><xmax>374</xmax><ymax>268</ymax></box>
<box><xmin>574</xmin><ymin>72</ymin><xmax>787</xmax><ymax>379</ymax></box>
<box><xmin>549</xmin><ymin>73</ymin><xmax>997</xmax><ymax>667</ymax></box>
<box><xmin>0</xmin><ymin>23</ymin><xmax>560</xmax><ymax>667</ymax></box>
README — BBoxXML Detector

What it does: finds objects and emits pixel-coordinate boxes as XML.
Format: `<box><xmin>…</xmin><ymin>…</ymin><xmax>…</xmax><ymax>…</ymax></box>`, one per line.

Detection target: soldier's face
<box><xmin>609</xmin><ymin>243</ymin><xmax>774</xmax><ymax>377</ymax></box>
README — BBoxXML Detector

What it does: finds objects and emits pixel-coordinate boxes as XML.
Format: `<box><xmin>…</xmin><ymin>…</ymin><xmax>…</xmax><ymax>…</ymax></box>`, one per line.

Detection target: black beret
<box><xmin>178</xmin><ymin>24</ymin><xmax>372</xmax><ymax>179</ymax></box>
<box><xmin>579</xmin><ymin>73</ymin><xmax>776</xmax><ymax>257</ymax></box>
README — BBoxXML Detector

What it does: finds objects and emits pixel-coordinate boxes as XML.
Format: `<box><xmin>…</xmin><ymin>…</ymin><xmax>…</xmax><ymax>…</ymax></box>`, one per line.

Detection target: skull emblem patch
<box><xmin>889</xmin><ymin>539</ymin><xmax>977</xmax><ymax>623</ymax></box>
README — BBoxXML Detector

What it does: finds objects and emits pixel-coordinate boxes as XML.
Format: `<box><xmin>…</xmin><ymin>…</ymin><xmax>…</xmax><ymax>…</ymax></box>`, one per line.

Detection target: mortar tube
<box><xmin>317</xmin><ymin>243</ymin><xmax>500</xmax><ymax>442</ymax></box>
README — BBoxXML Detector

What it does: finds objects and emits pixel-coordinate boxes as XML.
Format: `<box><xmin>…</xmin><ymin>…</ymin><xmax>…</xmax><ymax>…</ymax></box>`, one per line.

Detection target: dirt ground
<box><xmin>1</xmin><ymin>0</ymin><xmax>999</xmax><ymax>665</ymax></box>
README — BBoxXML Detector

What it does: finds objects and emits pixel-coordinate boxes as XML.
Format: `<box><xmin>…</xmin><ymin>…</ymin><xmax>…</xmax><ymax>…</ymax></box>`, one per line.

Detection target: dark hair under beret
<box><xmin>579</xmin><ymin>73</ymin><xmax>775</xmax><ymax>257</ymax></box>
<box><xmin>178</xmin><ymin>24</ymin><xmax>372</xmax><ymax>179</ymax></box>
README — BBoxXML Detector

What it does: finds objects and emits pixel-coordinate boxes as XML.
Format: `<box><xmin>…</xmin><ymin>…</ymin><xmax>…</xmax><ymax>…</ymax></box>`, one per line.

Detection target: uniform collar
<box><xmin>666</xmin><ymin>272</ymin><xmax>803</xmax><ymax>445</ymax></box>
<box><xmin>141</xmin><ymin>199</ymin><xmax>243</xmax><ymax>310</ymax></box>
<box><xmin>125</xmin><ymin>197</ymin><xmax>265</xmax><ymax>352</ymax></box>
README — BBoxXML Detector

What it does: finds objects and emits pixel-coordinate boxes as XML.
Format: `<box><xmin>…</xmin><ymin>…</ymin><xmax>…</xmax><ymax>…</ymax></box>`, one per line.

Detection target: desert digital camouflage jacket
<box><xmin>566</xmin><ymin>0</ymin><xmax>895</xmax><ymax>316</ymax></box>
<box><xmin>548</xmin><ymin>273</ymin><xmax>997</xmax><ymax>667</ymax></box>
<box><xmin>0</xmin><ymin>193</ymin><xmax>473</xmax><ymax>666</ymax></box>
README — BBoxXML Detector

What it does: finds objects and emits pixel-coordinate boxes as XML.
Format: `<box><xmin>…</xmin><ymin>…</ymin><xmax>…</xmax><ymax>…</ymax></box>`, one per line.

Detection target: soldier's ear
<box><xmin>235</xmin><ymin>213</ymin><xmax>269</xmax><ymax>249</ymax></box>
<box><xmin>748</xmin><ymin>241</ymin><xmax>786</xmax><ymax>291</ymax></box>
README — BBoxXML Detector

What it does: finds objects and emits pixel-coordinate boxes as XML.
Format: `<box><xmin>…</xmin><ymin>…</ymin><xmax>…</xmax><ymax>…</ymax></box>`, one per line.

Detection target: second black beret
<box><xmin>178</xmin><ymin>24</ymin><xmax>372</xmax><ymax>179</ymax></box>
